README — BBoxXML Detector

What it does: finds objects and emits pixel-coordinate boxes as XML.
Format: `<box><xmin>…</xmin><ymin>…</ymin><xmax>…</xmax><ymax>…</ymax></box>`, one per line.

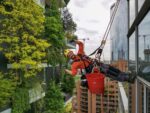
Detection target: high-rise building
<box><xmin>110</xmin><ymin>0</ymin><xmax>128</xmax><ymax>62</ymax></box>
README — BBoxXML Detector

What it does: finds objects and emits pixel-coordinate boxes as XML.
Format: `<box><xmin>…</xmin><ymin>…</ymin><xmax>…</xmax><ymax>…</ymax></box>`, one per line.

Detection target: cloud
<box><xmin>86</xmin><ymin>19</ymin><xmax>100</xmax><ymax>23</ymax></box>
<box><xmin>72</xmin><ymin>0</ymin><xmax>89</xmax><ymax>8</ymax></box>
<box><xmin>101</xmin><ymin>0</ymin><xmax>116</xmax><ymax>9</ymax></box>
<box><xmin>77</xmin><ymin>27</ymin><xmax>99</xmax><ymax>35</ymax></box>
<box><xmin>67</xmin><ymin>0</ymin><xmax>115</xmax><ymax>60</ymax></box>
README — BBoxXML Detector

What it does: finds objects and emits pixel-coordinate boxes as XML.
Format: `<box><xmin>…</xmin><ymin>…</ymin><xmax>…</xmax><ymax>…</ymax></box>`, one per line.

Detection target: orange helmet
<box><xmin>64</xmin><ymin>49</ymin><xmax>74</xmax><ymax>58</ymax></box>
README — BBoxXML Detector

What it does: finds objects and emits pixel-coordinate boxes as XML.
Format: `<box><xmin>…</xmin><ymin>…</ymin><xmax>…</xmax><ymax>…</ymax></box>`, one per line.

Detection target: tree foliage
<box><xmin>61</xmin><ymin>73</ymin><xmax>75</xmax><ymax>95</ymax></box>
<box><xmin>0</xmin><ymin>72</ymin><xmax>17</xmax><ymax>107</ymax></box>
<box><xmin>0</xmin><ymin>0</ymin><xmax>49</xmax><ymax>111</ymax></box>
<box><xmin>45</xmin><ymin>0</ymin><xmax>66</xmax><ymax>66</ymax></box>
<box><xmin>64</xmin><ymin>0</ymin><xmax>70</xmax><ymax>5</ymax></box>
<box><xmin>32</xmin><ymin>99</ymin><xmax>45</xmax><ymax>113</ymax></box>
<box><xmin>62</xmin><ymin>7</ymin><xmax>76</xmax><ymax>33</ymax></box>
<box><xmin>0</xmin><ymin>0</ymin><xmax>50</xmax><ymax>78</ymax></box>
<box><xmin>12</xmin><ymin>88</ymin><xmax>30</xmax><ymax>113</ymax></box>
<box><xmin>61</xmin><ymin>7</ymin><xmax>77</xmax><ymax>43</ymax></box>
<box><xmin>44</xmin><ymin>80</ymin><xmax>64</xmax><ymax>113</ymax></box>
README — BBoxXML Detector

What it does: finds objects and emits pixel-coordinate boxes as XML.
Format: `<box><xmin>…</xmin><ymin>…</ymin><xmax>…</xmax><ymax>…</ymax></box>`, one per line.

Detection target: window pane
<box><xmin>129</xmin><ymin>32</ymin><xmax>136</xmax><ymax>72</ymax></box>
<box><xmin>130</xmin><ymin>0</ymin><xmax>135</xmax><ymax>27</ymax></box>
<box><xmin>110</xmin><ymin>0</ymin><xmax>128</xmax><ymax>61</ymax></box>
<box><xmin>138</xmin><ymin>0</ymin><xmax>145</xmax><ymax>12</ymax></box>
<box><xmin>138</xmin><ymin>11</ymin><xmax>150</xmax><ymax>82</ymax></box>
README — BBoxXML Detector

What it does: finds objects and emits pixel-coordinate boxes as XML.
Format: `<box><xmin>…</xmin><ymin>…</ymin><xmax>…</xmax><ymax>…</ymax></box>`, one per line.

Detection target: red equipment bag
<box><xmin>86</xmin><ymin>68</ymin><xmax>105</xmax><ymax>94</ymax></box>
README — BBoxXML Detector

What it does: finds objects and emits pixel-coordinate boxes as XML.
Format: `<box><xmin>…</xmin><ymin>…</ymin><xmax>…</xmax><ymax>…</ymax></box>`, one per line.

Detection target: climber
<box><xmin>64</xmin><ymin>39</ymin><xmax>136</xmax><ymax>84</ymax></box>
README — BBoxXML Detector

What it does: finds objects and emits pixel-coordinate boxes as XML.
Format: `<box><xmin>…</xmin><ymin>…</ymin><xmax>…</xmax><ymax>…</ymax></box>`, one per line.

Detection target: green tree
<box><xmin>64</xmin><ymin>0</ymin><xmax>70</xmax><ymax>5</ymax></box>
<box><xmin>62</xmin><ymin>7</ymin><xmax>77</xmax><ymax>45</ymax></box>
<box><xmin>32</xmin><ymin>99</ymin><xmax>45</xmax><ymax>113</ymax></box>
<box><xmin>12</xmin><ymin>88</ymin><xmax>30</xmax><ymax>113</ymax></box>
<box><xmin>45</xmin><ymin>0</ymin><xmax>66</xmax><ymax>66</ymax></box>
<box><xmin>62</xmin><ymin>8</ymin><xmax>76</xmax><ymax>33</ymax></box>
<box><xmin>0</xmin><ymin>0</ymin><xmax>50</xmax><ymax>79</ymax></box>
<box><xmin>0</xmin><ymin>72</ymin><xmax>17</xmax><ymax>107</ymax></box>
<box><xmin>62</xmin><ymin>73</ymin><xmax>75</xmax><ymax>95</ymax></box>
<box><xmin>44</xmin><ymin>80</ymin><xmax>64</xmax><ymax>113</ymax></box>
<box><xmin>0</xmin><ymin>0</ymin><xmax>49</xmax><ymax>112</ymax></box>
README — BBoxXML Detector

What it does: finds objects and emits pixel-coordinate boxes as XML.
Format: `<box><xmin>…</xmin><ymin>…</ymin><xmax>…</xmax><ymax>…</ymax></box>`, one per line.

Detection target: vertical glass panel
<box><xmin>110</xmin><ymin>0</ymin><xmax>128</xmax><ymax>62</ymax></box>
<box><xmin>138</xmin><ymin>0</ymin><xmax>145</xmax><ymax>12</ymax></box>
<box><xmin>129</xmin><ymin>32</ymin><xmax>136</xmax><ymax>72</ymax></box>
<box><xmin>138</xmin><ymin>11</ymin><xmax>150</xmax><ymax>82</ymax></box>
<box><xmin>130</xmin><ymin>0</ymin><xmax>135</xmax><ymax>27</ymax></box>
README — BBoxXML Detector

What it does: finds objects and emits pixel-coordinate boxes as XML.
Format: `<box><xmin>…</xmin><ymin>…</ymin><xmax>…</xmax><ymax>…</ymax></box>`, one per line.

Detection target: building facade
<box><xmin>128</xmin><ymin>0</ymin><xmax>150</xmax><ymax>113</ymax></box>
<box><xmin>110</xmin><ymin>0</ymin><xmax>128</xmax><ymax>62</ymax></box>
<box><xmin>110</xmin><ymin>0</ymin><xmax>150</xmax><ymax>112</ymax></box>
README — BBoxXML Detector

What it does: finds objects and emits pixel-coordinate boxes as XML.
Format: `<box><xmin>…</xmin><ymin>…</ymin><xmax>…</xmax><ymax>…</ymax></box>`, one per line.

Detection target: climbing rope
<box><xmin>89</xmin><ymin>0</ymin><xmax>121</xmax><ymax>63</ymax></box>
<box><xmin>89</xmin><ymin>1</ymin><xmax>121</xmax><ymax>112</ymax></box>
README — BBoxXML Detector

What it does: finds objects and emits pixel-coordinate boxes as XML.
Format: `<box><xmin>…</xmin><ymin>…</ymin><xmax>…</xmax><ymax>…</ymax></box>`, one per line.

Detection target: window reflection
<box><xmin>110</xmin><ymin>0</ymin><xmax>128</xmax><ymax>61</ymax></box>
<box><xmin>129</xmin><ymin>32</ymin><xmax>136</xmax><ymax>72</ymax></box>
<box><xmin>138</xmin><ymin>11</ymin><xmax>150</xmax><ymax>82</ymax></box>
<box><xmin>130</xmin><ymin>0</ymin><xmax>135</xmax><ymax>26</ymax></box>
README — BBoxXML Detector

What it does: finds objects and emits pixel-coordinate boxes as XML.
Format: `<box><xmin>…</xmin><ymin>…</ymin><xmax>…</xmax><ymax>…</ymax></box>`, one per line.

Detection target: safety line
<box><xmin>89</xmin><ymin>0</ymin><xmax>121</xmax><ymax>59</ymax></box>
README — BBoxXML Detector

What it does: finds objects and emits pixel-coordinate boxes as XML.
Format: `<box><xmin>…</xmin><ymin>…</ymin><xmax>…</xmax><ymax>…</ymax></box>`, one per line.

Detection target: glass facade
<box><xmin>128</xmin><ymin>0</ymin><xmax>150</xmax><ymax>112</ymax></box>
<box><xmin>110</xmin><ymin>0</ymin><xmax>128</xmax><ymax>61</ymax></box>
<box><xmin>110</xmin><ymin>0</ymin><xmax>150</xmax><ymax>112</ymax></box>
<box><xmin>138</xmin><ymin>11</ymin><xmax>150</xmax><ymax>82</ymax></box>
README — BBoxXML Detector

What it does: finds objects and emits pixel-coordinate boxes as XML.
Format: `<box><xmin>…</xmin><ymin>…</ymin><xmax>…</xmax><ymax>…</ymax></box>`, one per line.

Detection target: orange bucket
<box><xmin>86</xmin><ymin>72</ymin><xmax>105</xmax><ymax>94</ymax></box>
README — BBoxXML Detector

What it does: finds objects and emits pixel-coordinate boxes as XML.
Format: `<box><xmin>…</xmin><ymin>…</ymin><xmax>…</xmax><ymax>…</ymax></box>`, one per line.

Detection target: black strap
<box><xmin>80</xmin><ymin>56</ymin><xmax>87</xmax><ymax>69</ymax></box>
<box><xmin>88</xmin><ymin>47</ymin><xmax>100</xmax><ymax>56</ymax></box>
<box><xmin>80</xmin><ymin>55</ymin><xmax>94</xmax><ymax>74</ymax></box>
<box><xmin>73</xmin><ymin>55</ymin><xmax>93</xmax><ymax>75</ymax></box>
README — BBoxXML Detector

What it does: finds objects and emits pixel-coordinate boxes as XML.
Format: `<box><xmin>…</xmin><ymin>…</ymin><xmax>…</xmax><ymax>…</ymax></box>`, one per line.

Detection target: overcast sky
<box><xmin>67</xmin><ymin>0</ymin><xmax>115</xmax><ymax>60</ymax></box>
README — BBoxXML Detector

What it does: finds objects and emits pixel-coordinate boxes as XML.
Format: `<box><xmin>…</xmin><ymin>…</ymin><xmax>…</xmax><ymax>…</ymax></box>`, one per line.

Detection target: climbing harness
<box><xmin>85</xmin><ymin>1</ymin><xmax>121</xmax><ymax>113</ymax></box>
<box><xmin>85</xmin><ymin>0</ymin><xmax>121</xmax><ymax>93</ymax></box>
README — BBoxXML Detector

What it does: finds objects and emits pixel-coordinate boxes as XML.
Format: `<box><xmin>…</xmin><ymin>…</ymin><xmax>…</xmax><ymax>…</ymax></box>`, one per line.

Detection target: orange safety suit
<box><xmin>70</xmin><ymin>41</ymin><xmax>135</xmax><ymax>83</ymax></box>
<box><xmin>71</xmin><ymin>41</ymin><xmax>91</xmax><ymax>76</ymax></box>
